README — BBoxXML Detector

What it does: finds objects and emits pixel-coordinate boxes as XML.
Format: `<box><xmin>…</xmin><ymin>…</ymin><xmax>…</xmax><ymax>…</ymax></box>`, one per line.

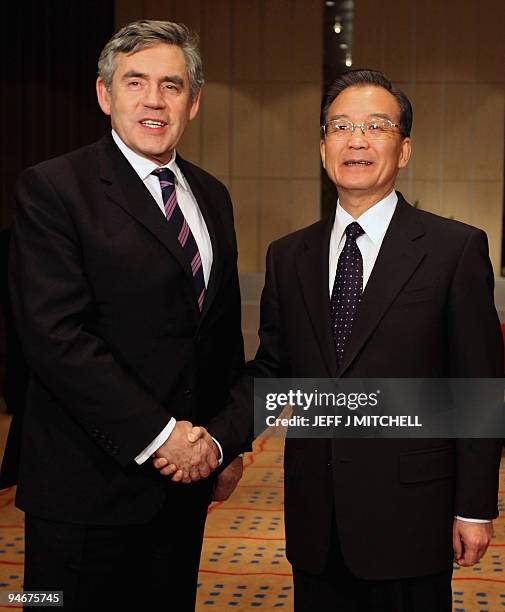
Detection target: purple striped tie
<box><xmin>153</xmin><ymin>167</ymin><xmax>206</xmax><ymax>311</ymax></box>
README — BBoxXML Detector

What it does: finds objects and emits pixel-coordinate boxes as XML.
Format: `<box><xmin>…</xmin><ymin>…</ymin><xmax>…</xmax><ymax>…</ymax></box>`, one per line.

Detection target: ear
<box><xmin>96</xmin><ymin>78</ymin><xmax>112</xmax><ymax>116</ymax></box>
<box><xmin>320</xmin><ymin>138</ymin><xmax>326</xmax><ymax>169</ymax></box>
<box><xmin>188</xmin><ymin>88</ymin><xmax>202</xmax><ymax>122</ymax></box>
<box><xmin>398</xmin><ymin>137</ymin><xmax>412</xmax><ymax>169</ymax></box>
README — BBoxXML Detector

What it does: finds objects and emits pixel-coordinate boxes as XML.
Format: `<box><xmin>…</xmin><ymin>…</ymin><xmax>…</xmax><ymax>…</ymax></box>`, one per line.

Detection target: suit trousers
<box><xmin>23</xmin><ymin>480</ymin><xmax>212</xmax><ymax>612</ymax></box>
<box><xmin>292</xmin><ymin>518</ymin><xmax>453</xmax><ymax>612</ymax></box>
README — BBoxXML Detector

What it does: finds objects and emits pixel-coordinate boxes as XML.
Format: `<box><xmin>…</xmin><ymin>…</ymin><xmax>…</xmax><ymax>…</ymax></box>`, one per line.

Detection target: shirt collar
<box><xmin>111</xmin><ymin>129</ymin><xmax>189</xmax><ymax>191</ymax></box>
<box><xmin>334</xmin><ymin>190</ymin><xmax>398</xmax><ymax>246</ymax></box>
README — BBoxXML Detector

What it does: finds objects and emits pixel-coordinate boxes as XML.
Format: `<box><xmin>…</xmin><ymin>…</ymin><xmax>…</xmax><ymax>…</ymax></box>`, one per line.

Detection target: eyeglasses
<box><xmin>321</xmin><ymin>118</ymin><xmax>401</xmax><ymax>140</ymax></box>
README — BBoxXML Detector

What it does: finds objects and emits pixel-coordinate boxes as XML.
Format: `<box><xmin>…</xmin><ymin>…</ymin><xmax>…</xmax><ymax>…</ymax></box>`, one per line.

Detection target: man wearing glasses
<box><xmin>179</xmin><ymin>70</ymin><xmax>502</xmax><ymax>611</ymax></box>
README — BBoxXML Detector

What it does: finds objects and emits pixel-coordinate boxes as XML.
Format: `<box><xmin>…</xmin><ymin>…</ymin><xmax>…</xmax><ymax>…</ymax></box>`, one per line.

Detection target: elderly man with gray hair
<box><xmin>5</xmin><ymin>19</ymin><xmax>248</xmax><ymax>611</ymax></box>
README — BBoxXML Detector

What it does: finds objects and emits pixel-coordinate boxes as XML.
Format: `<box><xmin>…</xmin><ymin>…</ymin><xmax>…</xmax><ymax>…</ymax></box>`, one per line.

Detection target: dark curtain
<box><xmin>1</xmin><ymin>0</ymin><xmax>114</xmax><ymax>226</ymax></box>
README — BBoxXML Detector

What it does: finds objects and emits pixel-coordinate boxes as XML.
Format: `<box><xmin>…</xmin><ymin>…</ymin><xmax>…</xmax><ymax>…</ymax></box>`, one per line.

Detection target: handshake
<box><xmin>151</xmin><ymin>421</ymin><xmax>243</xmax><ymax>500</ymax></box>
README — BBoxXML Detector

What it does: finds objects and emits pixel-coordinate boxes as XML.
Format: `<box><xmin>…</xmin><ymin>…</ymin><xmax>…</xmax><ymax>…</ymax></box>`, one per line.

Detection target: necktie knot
<box><xmin>152</xmin><ymin>167</ymin><xmax>175</xmax><ymax>186</ymax></box>
<box><xmin>345</xmin><ymin>221</ymin><xmax>364</xmax><ymax>241</ymax></box>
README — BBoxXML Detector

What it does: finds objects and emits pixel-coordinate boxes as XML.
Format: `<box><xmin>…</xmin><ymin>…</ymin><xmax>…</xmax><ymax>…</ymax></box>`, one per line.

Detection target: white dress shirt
<box><xmin>328</xmin><ymin>189</ymin><xmax>487</xmax><ymax>523</ymax></box>
<box><xmin>109</xmin><ymin>131</ymin><xmax>222</xmax><ymax>466</ymax></box>
<box><xmin>328</xmin><ymin>190</ymin><xmax>397</xmax><ymax>297</ymax></box>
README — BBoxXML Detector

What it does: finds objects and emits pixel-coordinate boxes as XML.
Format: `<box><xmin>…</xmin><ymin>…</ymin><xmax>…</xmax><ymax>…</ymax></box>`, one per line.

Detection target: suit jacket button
<box><xmin>184</xmin><ymin>389</ymin><xmax>193</xmax><ymax>398</ymax></box>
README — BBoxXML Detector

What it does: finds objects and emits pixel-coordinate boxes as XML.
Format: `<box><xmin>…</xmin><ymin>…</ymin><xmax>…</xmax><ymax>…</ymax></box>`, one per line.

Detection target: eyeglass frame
<box><xmin>321</xmin><ymin>117</ymin><xmax>402</xmax><ymax>139</ymax></box>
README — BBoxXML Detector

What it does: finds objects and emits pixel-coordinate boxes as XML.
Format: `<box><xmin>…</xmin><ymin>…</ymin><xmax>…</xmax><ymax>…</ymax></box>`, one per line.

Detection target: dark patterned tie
<box><xmin>330</xmin><ymin>221</ymin><xmax>365</xmax><ymax>366</ymax></box>
<box><xmin>153</xmin><ymin>167</ymin><xmax>206</xmax><ymax>311</ymax></box>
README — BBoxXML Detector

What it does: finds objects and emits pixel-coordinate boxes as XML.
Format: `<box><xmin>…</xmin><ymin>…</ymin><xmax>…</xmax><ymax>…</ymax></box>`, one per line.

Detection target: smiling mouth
<box><xmin>140</xmin><ymin>120</ymin><xmax>167</xmax><ymax>129</ymax></box>
<box><xmin>344</xmin><ymin>161</ymin><xmax>372</xmax><ymax>166</ymax></box>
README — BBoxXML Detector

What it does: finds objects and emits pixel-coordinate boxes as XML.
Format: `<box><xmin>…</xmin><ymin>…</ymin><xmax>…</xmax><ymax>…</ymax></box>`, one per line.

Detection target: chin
<box><xmin>138</xmin><ymin>142</ymin><xmax>169</xmax><ymax>156</ymax></box>
<box><xmin>340</xmin><ymin>181</ymin><xmax>374</xmax><ymax>191</ymax></box>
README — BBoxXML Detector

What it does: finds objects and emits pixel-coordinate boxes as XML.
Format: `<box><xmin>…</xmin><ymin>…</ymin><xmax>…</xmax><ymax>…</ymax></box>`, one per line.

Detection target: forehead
<box><xmin>328</xmin><ymin>85</ymin><xmax>400</xmax><ymax>119</ymax></box>
<box><xmin>114</xmin><ymin>43</ymin><xmax>188</xmax><ymax>78</ymax></box>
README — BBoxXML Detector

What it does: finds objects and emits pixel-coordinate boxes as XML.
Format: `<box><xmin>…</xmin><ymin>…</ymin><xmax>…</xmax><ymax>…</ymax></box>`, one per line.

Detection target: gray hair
<box><xmin>98</xmin><ymin>20</ymin><xmax>204</xmax><ymax>99</ymax></box>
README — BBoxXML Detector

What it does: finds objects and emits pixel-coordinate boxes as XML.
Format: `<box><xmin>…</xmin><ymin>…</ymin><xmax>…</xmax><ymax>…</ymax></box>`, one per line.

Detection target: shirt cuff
<box><xmin>455</xmin><ymin>516</ymin><xmax>491</xmax><ymax>523</ymax></box>
<box><xmin>134</xmin><ymin>418</ymin><xmax>176</xmax><ymax>465</ymax></box>
<box><xmin>212</xmin><ymin>437</ymin><xmax>224</xmax><ymax>466</ymax></box>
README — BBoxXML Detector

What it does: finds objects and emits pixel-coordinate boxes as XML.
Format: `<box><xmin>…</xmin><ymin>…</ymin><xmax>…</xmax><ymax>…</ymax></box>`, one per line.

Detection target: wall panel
<box><xmin>114</xmin><ymin>0</ymin><xmax>323</xmax><ymax>273</ymax></box>
<box><xmin>353</xmin><ymin>0</ymin><xmax>505</xmax><ymax>274</ymax></box>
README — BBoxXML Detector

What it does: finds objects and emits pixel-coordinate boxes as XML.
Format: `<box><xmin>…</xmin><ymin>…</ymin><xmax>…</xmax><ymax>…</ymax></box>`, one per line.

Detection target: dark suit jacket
<box><xmin>244</xmin><ymin>194</ymin><xmax>503</xmax><ymax>580</ymax></box>
<box><xmin>5</xmin><ymin>134</ymin><xmax>246</xmax><ymax>524</ymax></box>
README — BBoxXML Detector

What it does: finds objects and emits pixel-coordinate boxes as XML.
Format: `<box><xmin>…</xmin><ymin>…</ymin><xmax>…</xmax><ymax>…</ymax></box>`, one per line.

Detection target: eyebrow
<box><xmin>121</xmin><ymin>71</ymin><xmax>184</xmax><ymax>86</ymax></box>
<box><xmin>369</xmin><ymin>113</ymin><xmax>394</xmax><ymax>121</ymax></box>
<box><xmin>328</xmin><ymin>112</ymin><xmax>395</xmax><ymax>121</ymax></box>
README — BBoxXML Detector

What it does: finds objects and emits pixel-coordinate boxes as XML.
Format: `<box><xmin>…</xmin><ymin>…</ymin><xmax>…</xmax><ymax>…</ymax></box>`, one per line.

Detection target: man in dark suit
<box><xmin>159</xmin><ymin>70</ymin><xmax>503</xmax><ymax>611</ymax></box>
<box><xmin>6</xmin><ymin>20</ymin><xmax>246</xmax><ymax>611</ymax></box>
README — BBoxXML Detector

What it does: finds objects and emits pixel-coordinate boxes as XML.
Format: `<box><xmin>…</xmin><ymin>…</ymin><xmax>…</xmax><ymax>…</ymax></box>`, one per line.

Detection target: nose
<box><xmin>143</xmin><ymin>83</ymin><xmax>165</xmax><ymax>109</ymax></box>
<box><xmin>347</xmin><ymin>128</ymin><xmax>368</xmax><ymax>148</ymax></box>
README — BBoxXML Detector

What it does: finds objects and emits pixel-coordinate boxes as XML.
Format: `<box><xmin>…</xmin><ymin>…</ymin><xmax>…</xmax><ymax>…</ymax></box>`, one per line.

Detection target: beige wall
<box><xmin>354</xmin><ymin>0</ymin><xmax>505</xmax><ymax>273</ymax></box>
<box><xmin>115</xmin><ymin>0</ymin><xmax>505</xmax><ymax>275</ymax></box>
<box><xmin>115</xmin><ymin>0</ymin><xmax>323</xmax><ymax>273</ymax></box>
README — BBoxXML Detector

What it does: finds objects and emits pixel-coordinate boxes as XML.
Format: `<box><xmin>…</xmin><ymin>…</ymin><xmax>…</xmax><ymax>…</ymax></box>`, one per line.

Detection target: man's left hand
<box><xmin>213</xmin><ymin>456</ymin><xmax>244</xmax><ymax>501</ymax></box>
<box><xmin>453</xmin><ymin>519</ymin><xmax>493</xmax><ymax>566</ymax></box>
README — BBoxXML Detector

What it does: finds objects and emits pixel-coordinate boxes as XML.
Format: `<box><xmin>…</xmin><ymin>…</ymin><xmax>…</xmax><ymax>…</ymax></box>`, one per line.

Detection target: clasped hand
<box><xmin>152</xmin><ymin>421</ymin><xmax>219</xmax><ymax>484</ymax></box>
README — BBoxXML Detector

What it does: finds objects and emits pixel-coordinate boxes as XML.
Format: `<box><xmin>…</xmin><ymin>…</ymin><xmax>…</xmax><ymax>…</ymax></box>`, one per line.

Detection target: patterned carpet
<box><xmin>0</xmin><ymin>412</ymin><xmax>504</xmax><ymax>610</ymax></box>
<box><xmin>197</xmin><ymin>435</ymin><xmax>292</xmax><ymax>609</ymax></box>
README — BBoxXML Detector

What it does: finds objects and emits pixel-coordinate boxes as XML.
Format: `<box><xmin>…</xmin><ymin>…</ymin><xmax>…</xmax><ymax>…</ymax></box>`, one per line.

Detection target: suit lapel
<box><xmin>98</xmin><ymin>135</ymin><xmax>194</xmax><ymax>285</ymax></box>
<box><xmin>97</xmin><ymin>136</ymin><xmax>226</xmax><ymax>320</ymax></box>
<box><xmin>295</xmin><ymin>215</ymin><xmax>338</xmax><ymax>377</ymax></box>
<box><xmin>337</xmin><ymin>195</ymin><xmax>426</xmax><ymax>376</ymax></box>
